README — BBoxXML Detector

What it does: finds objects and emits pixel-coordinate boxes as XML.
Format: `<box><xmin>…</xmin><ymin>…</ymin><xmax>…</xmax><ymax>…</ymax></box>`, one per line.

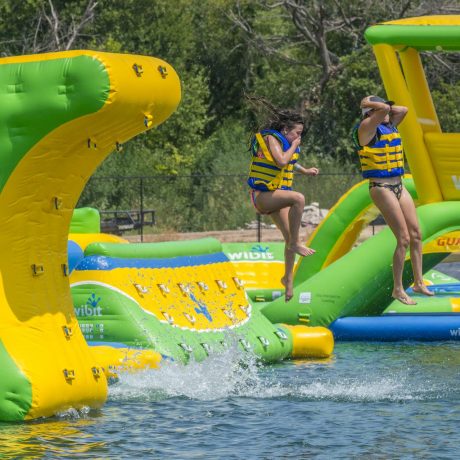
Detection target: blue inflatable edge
<box><xmin>68</xmin><ymin>240</ymin><xmax>84</xmax><ymax>273</ymax></box>
<box><xmin>407</xmin><ymin>283</ymin><xmax>460</xmax><ymax>295</ymax></box>
<box><xmin>330</xmin><ymin>315</ymin><xmax>460</xmax><ymax>342</ymax></box>
<box><xmin>75</xmin><ymin>252</ymin><xmax>229</xmax><ymax>270</ymax></box>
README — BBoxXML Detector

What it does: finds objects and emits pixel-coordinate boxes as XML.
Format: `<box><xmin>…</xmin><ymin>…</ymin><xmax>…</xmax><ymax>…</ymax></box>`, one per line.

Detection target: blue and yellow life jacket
<box><xmin>247</xmin><ymin>129</ymin><xmax>299</xmax><ymax>191</ymax></box>
<box><xmin>352</xmin><ymin>123</ymin><xmax>404</xmax><ymax>179</ymax></box>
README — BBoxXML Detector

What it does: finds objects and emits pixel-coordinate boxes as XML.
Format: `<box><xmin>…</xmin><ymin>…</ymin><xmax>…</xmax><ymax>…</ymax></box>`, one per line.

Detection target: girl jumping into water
<box><xmin>353</xmin><ymin>95</ymin><xmax>434</xmax><ymax>305</ymax></box>
<box><xmin>247</xmin><ymin>102</ymin><xmax>318</xmax><ymax>301</ymax></box>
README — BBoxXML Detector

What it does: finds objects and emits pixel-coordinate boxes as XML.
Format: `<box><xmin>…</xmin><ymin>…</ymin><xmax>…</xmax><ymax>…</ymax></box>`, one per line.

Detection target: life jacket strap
<box><xmin>255</xmin><ymin>133</ymin><xmax>275</xmax><ymax>162</ymax></box>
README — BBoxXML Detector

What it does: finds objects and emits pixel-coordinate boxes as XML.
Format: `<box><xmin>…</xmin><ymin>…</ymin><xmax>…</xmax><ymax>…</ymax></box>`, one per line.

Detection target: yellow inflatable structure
<box><xmin>365</xmin><ymin>15</ymin><xmax>460</xmax><ymax>204</ymax></box>
<box><xmin>0</xmin><ymin>50</ymin><xmax>180</xmax><ymax>421</ymax></box>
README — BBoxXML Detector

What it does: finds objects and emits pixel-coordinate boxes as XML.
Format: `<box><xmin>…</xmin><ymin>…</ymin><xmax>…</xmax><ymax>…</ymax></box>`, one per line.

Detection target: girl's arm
<box><xmin>295</xmin><ymin>164</ymin><xmax>319</xmax><ymax>176</ymax></box>
<box><xmin>358</xmin><ymin>97</ymin><xmax>391</xmax><ymax>146</ymax></box>
<box><xmin>389</xmin><ymin>104</ymin><xmax>408</xmax><ymax>126</ymax></box>
<box><xmin>263</xmin><ymin>135</ymin><xmax>301</xmax><ymax>168</ymax></box>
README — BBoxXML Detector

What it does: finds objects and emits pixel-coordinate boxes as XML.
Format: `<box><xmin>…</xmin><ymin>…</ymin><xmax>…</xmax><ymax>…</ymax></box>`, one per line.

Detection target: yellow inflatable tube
<box><xmin>285</xmin><ymin>325</ymin><xmax>334</xmax><ymax>359</ymax></box>
<box><xmin>90</xmin><ymin>346</ymin><xmax>162</xmax><ymax>380</ymax></box>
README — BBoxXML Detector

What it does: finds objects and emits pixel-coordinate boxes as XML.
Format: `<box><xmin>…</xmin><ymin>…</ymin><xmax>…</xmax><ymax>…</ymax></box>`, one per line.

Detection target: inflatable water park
<box><xmin>0</xmin><ymin>15</ymin><xmax>459</xmax><ymax>421</ymax></box>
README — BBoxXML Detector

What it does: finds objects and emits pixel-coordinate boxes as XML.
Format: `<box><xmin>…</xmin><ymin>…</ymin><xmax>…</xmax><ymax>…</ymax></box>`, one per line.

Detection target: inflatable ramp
<box><xmin>70</xmin><ymin>238</ymin><xmax>333</xmax><ymax>364</ymax></box>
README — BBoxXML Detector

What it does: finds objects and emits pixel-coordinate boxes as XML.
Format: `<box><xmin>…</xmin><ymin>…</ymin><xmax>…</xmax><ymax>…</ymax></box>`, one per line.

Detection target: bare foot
<box><xmin>288</xmin><ymin>244</ymin><xmax>316</xmax><ymax>257</ymax></box>
<box><xmin>412</xmin><ymin>284</ymin><xmax>435</xmax><ymax>296</ymax></box>
<box><xmin>392</xmin><ymin>291</ymin><xmax>417</xmax><ymax>305</ymax></box>
<box><xmin>281</xmin><ymin>277</ymin><xmax>294</xmax><ymax>302</ymax></box>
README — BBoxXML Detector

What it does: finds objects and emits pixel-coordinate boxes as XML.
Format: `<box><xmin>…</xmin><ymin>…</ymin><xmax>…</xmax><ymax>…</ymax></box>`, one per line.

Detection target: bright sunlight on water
<box><xmin>1</xmin><ymin>340</ymin><xmax>459</xmax><ymax>459</ymax></box>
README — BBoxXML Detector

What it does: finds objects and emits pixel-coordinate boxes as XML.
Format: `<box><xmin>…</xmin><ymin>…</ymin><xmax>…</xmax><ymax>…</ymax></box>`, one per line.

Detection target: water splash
<box><xmin>109</xmin><ymin>344</ymin><xmax>268</xmax><ymax>402</ymax></box>
<box><xmin>55</xmin><ymin>406</ymin><xmax>92</xmax><ymax>419</ymax></box>
<box><xmin>109</xmin><ymin>348</ymin><xmax>454</xmax><ymax>404</ymax></box>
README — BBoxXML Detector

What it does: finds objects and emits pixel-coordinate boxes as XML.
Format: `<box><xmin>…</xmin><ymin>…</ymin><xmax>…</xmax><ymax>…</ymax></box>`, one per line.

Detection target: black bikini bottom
<box><xmin>369</xmin><ymin>180</ymin><xmax>403</xmax><ymax>200</ymax></box>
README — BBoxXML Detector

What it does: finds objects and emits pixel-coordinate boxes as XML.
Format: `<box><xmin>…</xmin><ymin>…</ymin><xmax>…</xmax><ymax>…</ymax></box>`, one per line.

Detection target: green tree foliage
<box><xmin>0</xmin><ymin>0</ymin><xmax>458</xmax><ymax>231</ymax></box>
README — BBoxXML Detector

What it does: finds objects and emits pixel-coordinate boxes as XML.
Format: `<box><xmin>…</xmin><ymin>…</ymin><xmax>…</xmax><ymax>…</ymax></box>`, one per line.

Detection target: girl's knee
<box><xmin>409</xmin><ymin>228</ymin><xmax>422</xmax><ymax>243</ymax></box>
<box><xmin>397</xmin><ymin>233</ymin><xmax>410</xmax><ymax>248</ymax></box>
<box><xmin>293</xmin><ymin>192</ymin><xmax>305</xmax><ymax>207</ymax></box>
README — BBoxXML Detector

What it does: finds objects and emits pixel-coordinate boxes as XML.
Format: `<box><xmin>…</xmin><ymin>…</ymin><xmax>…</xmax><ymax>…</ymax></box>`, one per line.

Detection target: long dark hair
<box><xmin>246</xmin><ymin>95</ymin><xmax>305</xmax><ymax>133</ymax></box>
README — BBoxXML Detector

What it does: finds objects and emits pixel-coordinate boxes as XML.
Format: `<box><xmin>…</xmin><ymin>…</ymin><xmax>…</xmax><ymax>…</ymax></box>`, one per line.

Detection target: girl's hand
<box><xmin>291</xmin><ymin>137</ymin><xmax>301</xmax><ymax>149</ymax></box>
<box><xmin>306</xmin><ymin>167</ymin><xmax>319</xmax><ymax>176</ymax></box>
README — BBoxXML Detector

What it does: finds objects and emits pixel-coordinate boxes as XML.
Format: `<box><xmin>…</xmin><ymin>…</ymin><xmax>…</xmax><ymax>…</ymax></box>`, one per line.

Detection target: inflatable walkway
<box><xmin>0</xmin><ymin>50</ymin><xmax>180</xmax><ymax>421</ymax></box>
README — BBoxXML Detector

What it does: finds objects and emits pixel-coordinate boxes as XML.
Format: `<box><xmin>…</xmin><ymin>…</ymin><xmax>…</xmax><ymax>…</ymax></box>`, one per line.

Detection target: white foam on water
<box><xmin>109</xmin><ymin>344</ymin><xmax>270</xmax><ymax>402</ymax></box>
<box><xmin>295</xmin><ymin>375</ymin><xmax>420</xmax><ymax>402</ymax></box>
<box><xmin>109</xmin><ymin>349</ymin><xmax>452</xmax><ymax>404</ymax></box>
<box><xmin>55</xmin><ymin>406</ymin><xmax>91</xmax><ymax>419</ymax></box>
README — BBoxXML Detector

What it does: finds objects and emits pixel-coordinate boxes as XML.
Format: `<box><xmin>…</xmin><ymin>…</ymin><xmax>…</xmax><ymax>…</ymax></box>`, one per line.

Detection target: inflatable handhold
<box><xmin>239</xmin><ymin>338</ymin><xmax>251</xmax><ymax>351</ymax></box>
<box><xmin>177</xmin><ymin>283</ymin><xmax>190</xmax><ymax>295</ymax></box>
<box><xmin>179</xmin><ymin>343</ymin><xmax>192</xmax><ymax>354</ymax></box>
<box><xmin>223</xmin><ymin>309</ymin><xmax>235</xmax><ymax>319</ymax></box>
<box><xmin>63</xmin><ymin>369</ymin><xmax>76</xmax><ymax>381</ymax></box>
<box><xmin>183</xmin><ymin>312</ymin><xmax>196</xmax><ymax>324</ymax></box>
<box><xmin>275</xmin><ymin>329</ymin><xmax>288</xmax><ymax>341</ymax></box>
<box><xmin>132</xmin><ymin>63</ymin><xmax>143</xmax><ymax>77</ymax></box>
<box><xmin>134</xmin><ymin>283</ymin><xmax>149</xmax><ymax>295</ymax></box>
<box><xmin>216</xmin><ymin>280</ymin><xmax>227</xmax><ymax>291</ymax></box>
<box><xmin>53</xmin><ymin>196</ymin><xmax>63</xmax><ymax>210</ymax></box>
<box><xmin>91</xmin><ymin>367</ymin><xmax>102</xmax><ymax>379</ymax></box>
<box><xmin>157</xmin><ymin>283</ymin><xmax>170</xmax><ymax>295</ymax></box>
<box><xmin>157</xmin><ymin>65</ymin><xmax>168</xmax><ymax>78</ymax></box>
<box><xmin>62</xmin><ymin>326</ymin><xmax>73</xmax><ymax>339</ymax></box>
<box><xmin>197</xmin><ymin>281</ymin><xmax>209</xmax><ymax>292</ymax></box>
<box><xmin>232</xmin><ymin>277</ymin><xmax>244</xmax><ymax>289</ymax></box>
<box><xmin>162</xmin><ymin>311</ymin><xmax>174</xmax><ymax>324</ymax></box>
<box><xmin>239</xmin><ymin>304</ymin><xmax>250</xmax><ymax>316</ymax></box>
<box><xmin>201</xmin><ymin>343</ymin><xmax>211</xmax><ymax>355</ymax></box>
<box><xmin>258</xmin><ymin>336</ymin><xmax>270</xmax><ymax>349</ymax></box>
<box><xmin>31</xmin><ymin>264</ymin><xmax>44</xmax><ymax>276</ymax></box>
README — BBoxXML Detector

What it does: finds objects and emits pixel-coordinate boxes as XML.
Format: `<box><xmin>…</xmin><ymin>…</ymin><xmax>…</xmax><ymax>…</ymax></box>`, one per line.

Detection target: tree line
<box><xmin>0</xmin><ymin>0</ymin><xmax>458</xmax><ymax>228</ymax></box>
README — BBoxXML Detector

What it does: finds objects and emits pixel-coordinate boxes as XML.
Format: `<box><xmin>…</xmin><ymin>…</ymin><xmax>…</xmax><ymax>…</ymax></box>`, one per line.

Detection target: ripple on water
<box><xmin>109</xmin><ymin>342</ymin><xmax>459</xmax><ymax>404</ymax></box>
<box><xmin>1</xmin><ymin>342</ymin><xmax>460</xmax><ymax>459</ymax></box>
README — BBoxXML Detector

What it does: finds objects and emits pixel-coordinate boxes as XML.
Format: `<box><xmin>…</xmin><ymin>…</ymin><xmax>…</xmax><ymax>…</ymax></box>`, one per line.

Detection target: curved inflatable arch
<box><xmin>0</xmin><ymin>50</ymin><xmax>180</xmax><ymax>421</ymax></box>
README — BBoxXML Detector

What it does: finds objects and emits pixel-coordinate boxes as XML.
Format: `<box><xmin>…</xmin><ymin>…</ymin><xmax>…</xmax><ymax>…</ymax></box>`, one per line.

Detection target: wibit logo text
<box><xmin>450</xmin><ymin>328</ymin><xmax>460</xmax><ymax>337</ymax></box>
<box><xmin>227</xmin><ymin>252</ymin><xmax>275</xmax><ymax>260</ymax></box>
<box><xmin>74</xmin><ymin>293</ymin><xmax>102</xmax><ymax>317</ymax></box>
<box><xmin>74</xmin><ymin>305</ymin><xmax>102</xmax><ymax>317</ymax></box>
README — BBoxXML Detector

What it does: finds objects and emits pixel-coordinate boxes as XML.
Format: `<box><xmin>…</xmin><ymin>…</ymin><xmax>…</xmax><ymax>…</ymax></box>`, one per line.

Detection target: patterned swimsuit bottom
<box><xmin>249</xmin><ymin>189</ymin><xmax>273</xmax><ymax>215</ymax></box>
<box><xmin>368</xmin><ymin>180</ymin><xmax>403</xmax><ymax>200</ymax></box>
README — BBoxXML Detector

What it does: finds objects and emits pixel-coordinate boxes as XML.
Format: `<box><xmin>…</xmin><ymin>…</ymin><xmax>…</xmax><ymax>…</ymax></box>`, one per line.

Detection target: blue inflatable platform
<box><xmin>330</xmin><ymin>315</ymin><xmax>460</xmax><ymax>341</ymax></box>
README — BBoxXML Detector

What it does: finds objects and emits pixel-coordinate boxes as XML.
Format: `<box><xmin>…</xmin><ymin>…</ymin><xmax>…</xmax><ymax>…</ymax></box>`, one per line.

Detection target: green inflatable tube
<box><xmin>85</xmin><ymin>237</ymin><xmax>222</xmax><ymax>258</ymax></box>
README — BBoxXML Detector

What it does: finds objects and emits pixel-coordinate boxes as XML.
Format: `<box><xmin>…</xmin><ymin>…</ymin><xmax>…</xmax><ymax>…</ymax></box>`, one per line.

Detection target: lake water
<box><xmin>1</xmin><ymin>340</ymin><xmax>459</xmax><ymax>459</ymax></box>
<box><xmin>2</xmin><ymin>262</ymin><xmax>459</xmax><ymax>458</ymax></box>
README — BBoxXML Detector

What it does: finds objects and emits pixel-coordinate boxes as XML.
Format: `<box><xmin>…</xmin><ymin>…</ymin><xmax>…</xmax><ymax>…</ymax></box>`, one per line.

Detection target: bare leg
<box><xmin>255</xmin><ymin>190</ymin><xmax>315</xmax><ymax>258</ymax></box>
<box><xmin>370</xmin><ymin>186</ymin><xmax>416</xmax><ymax>305</ymax></box>
<box><xmin>399</xmin><ymin>188</ymin><xmax>434</xmax><ymax>296</ymax></box>
<box><xmin>271</xmin><ymin>208</ymin><xmax>296</xmax><ymax>302</ymax></box>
